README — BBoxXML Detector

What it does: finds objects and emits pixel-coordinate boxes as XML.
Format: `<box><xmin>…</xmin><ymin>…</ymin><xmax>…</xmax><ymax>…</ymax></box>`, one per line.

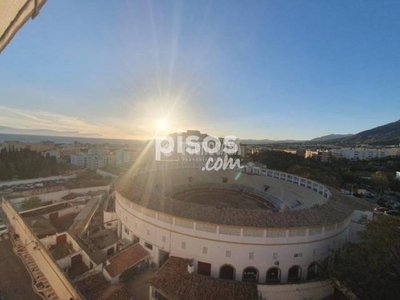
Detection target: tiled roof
<box><xmin>61</xmin><ymin>193</ymin><xmax>79</xmax><ymax>200</ymax></box>
<box><xmin>76</xmin><ymin>273</ymin><xmax>131</xmax><ymax>300</ymax></box>
<box><xmin>148</xmin><ymin>257</ymin><xmax>259</xmax><ymax>300</ymax></box>
<box><xmin>105</xmin><ymin>243</ymin><xmax>149</xmax><ymax>278</ymax></box>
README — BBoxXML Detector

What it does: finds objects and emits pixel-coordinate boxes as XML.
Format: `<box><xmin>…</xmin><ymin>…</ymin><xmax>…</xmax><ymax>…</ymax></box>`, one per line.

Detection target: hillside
<box><xmin>341</xmin><ymin>119</ymin><xmax>400</xmax><ymax>145</ymax></box>
<box><xmin>311</xmin><ymin>134</ymin><xmax>353</xmax><ymax>142</ymax></box>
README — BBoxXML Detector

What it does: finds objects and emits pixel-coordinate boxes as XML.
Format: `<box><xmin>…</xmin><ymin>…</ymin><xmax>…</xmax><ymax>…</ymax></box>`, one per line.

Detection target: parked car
<box><xmin>0</xmin><ymin>291</ymin><xmax>6</xmax><ymax>300</ymax></box>
<box><xmin>0</xmin><ymin>224</ymin><xmax>9</xmax><ymax>236</ymax></box>
<box><xmin>374</xmin><ymin>207</ymin><xmax>389</xmax><ymax>214</ymax></box>
<box><xmin>386</xmin><ymin>210</ymin><xmax>400</xmax><ymax>217</ymax></box>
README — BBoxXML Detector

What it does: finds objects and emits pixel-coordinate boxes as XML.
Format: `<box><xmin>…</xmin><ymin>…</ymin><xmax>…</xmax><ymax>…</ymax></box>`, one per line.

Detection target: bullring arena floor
<box><xmin>173</xmin><ymin>187</ymin><xmax>274</xmax><ymax>210</ymax></box>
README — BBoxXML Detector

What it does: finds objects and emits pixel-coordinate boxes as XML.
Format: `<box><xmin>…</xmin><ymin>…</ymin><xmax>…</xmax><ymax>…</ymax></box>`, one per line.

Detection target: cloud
<box><xmin>0</xmin><ymin>105</ymin><xmax>147</xmax><ymax>139</ymax></box>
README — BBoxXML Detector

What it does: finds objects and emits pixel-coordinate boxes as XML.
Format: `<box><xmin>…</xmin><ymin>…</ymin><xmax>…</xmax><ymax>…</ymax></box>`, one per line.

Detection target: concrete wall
<box><xmin>1</xmin><ymin>199</ymin><xmax>81</xmax><ymax>299</ymax></box>
<box><xmin>348</xmin><ymin>210</ymin><xmax>373</xmax><ymax>243</ymax></box>
<box><xmin>97</xmin><ymin>169</ymin><xmax>118</xmax><ymax>179</ymax></box>
<box><xmin>39</xmin><ymin>205</ymin><xmax>85</xmax><ymax>220</ymax></box>
<box><xmin>0</xmin><ymin>174</ymin><xmax>76</xmax><ymax>188</ymax></box>
<box><xmin>39</xmin><ymin>232</ymin><xmax>97</xmax><ymax>271</ymax></box>
<box><xmin>10</xmin><ymin>186</ymin><xmax>109</xmax><ymax>208</ymax></box>
<box><xmin>258</xmin><ymin>280</ymin><xmax>333</xmax><ymax>300</ymax></box>
<box><xmin>104</xmin><ymin>211</ymin><xmax>118</xmax><ymax>230</ymax></box>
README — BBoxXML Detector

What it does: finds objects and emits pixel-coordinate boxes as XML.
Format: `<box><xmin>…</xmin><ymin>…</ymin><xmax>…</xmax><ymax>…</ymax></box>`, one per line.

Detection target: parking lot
<box><xmin>0</xmin><ymin>234</ymin><xmax>42</xmax><ymax>300</ymax></box>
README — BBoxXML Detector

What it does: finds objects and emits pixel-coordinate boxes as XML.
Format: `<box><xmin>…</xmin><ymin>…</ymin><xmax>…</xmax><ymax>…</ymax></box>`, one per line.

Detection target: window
<box><xmin>144</xmin><ymin>242</ymin><xmax>153</xmax><ymax>250</ymax></box>
<box><xmin>249</xmin><ymin>252</ymin><xmax>254</xmax><ymax>260</ymax></box>
<box><xmin>181</xmin><ymin>242</ymin><xmax>186</xmax><ymax>249</ymax></box>
<box><xmin>162</xmin><ymin>236</ymin><xmax>166</xmax><ymax>242</ymax></box>
<box><xmin>226</xmin><ymin>250</ymin><xmax>231</xmax><ymax>258</ymax></box>
<box><xmin>147</xmin><ymin>229</ymin><xmax>150</xmax><ymax>236</ymax></box>
<box><xmin>188</xmin><ymin>176</ymin><xmax>193</xmax><ymax>183</ymax></box>
<box><xmin>203</xmin><ymin>247</ymin><xmax>208</xmax><ymax>254</ymax></box>
<box><xmin>313</xmin><ymin>249</ymin><xmax>317</xmax><ymax>256</ymax></box>
<box><xmin>242</xmin><ymin>267</ymin><xmax>259</xmax><ymax>282</ymax></box>
<box><xmin>222</xmin><ymin>177</ymin><xmax>228</xmax><ymax>183</ymax></box>
<box><xmin>272</xmin><ymin>252</ymin><xmax>278</xmax><ymax>260</ymax></box>
<box><xmin>124</xmin><ymin>226</ymin><xmax>130</xmax><ymax>234</ymax></box>
<box><xmin>294</xmin><ymin>253</ymin><xmax>303</xmax><ymax>258</ymax></box>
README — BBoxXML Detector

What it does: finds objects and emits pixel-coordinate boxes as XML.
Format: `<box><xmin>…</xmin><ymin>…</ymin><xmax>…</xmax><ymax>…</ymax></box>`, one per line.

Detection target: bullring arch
<box><xmin>242</xmin><ymin>266</ymin><xmax>259</xmax><ymax>282</ymax></box>
<box><xmin>266</xmin><ymin>267</ymin><xmax>281</xmax><ymax>283</ymax></box>
<box><xmin>219</xmin><ymin>264</ymin><xmax>235</xmax><ymax>280</ymax></box>
<box><xmin>287</xmin><ymin>265</ymin><xmax>302</xmax><ymax>283</ymax></box>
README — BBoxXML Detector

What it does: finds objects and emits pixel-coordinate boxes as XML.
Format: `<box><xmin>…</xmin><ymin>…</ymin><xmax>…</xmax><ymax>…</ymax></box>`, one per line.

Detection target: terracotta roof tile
<box><xmin>105</xmin><ymin>243</ymin><xmax>149</xmax><ymax>278</ymax></box>
<box><xmin>148</xmin><ymin>257</ymin><xmax>258</xmax><ymax>300</ymax></box>
<box><xmin>76</xmin><ymin>273</ymin><xmax>132</xmax><ymax>300</ymax></box>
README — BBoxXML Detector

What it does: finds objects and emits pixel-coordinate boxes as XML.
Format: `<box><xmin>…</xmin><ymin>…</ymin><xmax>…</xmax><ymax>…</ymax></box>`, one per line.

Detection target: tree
<box><xmin>321</xmin><ymin>216</ymin><xmax>400</xmax><ymax>300</ymax></box>
<box><xmin>390</xmin><ymin>179</ymin><xmax>400</xmax><ymax>193</ymax></box>
<box><xmin>371</xmin><ymin>171</ymin><xmax>389</xmax><ymax>194</ymax></box>
<box><xmin>21</xmin><ymin>197</ymin><xmax>42</xmax><ymax>210</ymax></box>
<box><xmin>0</xmin><ymin>148</ymin><xmax>66</xmax><ymax>181</ymax></box>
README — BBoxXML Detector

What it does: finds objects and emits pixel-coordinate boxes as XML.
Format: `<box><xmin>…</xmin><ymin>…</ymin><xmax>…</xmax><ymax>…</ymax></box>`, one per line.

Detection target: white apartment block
<box><xmin>71</xmin><ymin>152</ymin><xmax>108</xmax><ymax>170</ymax></box>
<box><xmin>331</xmin><ymin>147</ymin><xmax>400</xmax><ymax>160</ymax></box>
<box><xmin>116</xmin><ymin>149</ymin><xmax>132</xmax><ymax>166</ymax></box>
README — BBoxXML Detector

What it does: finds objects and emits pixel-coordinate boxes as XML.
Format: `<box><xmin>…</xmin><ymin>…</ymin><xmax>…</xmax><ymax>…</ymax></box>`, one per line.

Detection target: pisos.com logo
<box><xmin>155</xmin><ymin>133</ymin><xmax>243</xmax><ymax>171</ymax></box>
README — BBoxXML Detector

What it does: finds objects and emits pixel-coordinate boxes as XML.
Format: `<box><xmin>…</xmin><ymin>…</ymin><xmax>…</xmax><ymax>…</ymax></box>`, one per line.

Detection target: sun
<box><xmin>157</xmin><ymin>119</ymin><xmax>168</xmax><ymax>131</ymax></box>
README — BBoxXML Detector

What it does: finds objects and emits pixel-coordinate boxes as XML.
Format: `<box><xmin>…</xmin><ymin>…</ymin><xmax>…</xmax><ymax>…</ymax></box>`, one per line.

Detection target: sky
<box><xmin>1</xmin><ymin>0</ymin><xmax>400</xmax><ymax>140</ymax></box>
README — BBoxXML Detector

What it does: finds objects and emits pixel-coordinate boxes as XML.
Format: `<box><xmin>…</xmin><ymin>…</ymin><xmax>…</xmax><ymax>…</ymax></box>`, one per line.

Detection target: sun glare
<box><xmin>157</xmin><ymin>119</ymin><xmax>168</xmax><ymax>131</ymax></box>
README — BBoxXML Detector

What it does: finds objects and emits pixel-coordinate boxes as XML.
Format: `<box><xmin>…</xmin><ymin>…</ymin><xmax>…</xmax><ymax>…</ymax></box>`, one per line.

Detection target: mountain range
<box><xmin>337</xmin><ymin>119</ymin><xmax>400</xmax><ymax>145</ymax></box>
<box><xmin>241</xmin><ymin>119</ymin><xmax>400</xmax><ymax>145</ymax></box>
<box><xmin>1</xmin><ymin>119</ymin><xmax>400</xmax><ymax>145</ymax></box>
<box><xmin>239</xmin><ymin>134</ymin><xmax>354</xmax><ymax>144</ymax></box>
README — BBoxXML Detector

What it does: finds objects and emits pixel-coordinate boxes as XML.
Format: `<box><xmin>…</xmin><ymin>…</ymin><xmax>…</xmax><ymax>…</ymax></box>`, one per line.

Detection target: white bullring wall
<box><xmin>114</xmin><ymin>162</ymin><xmax>371</xmax><ymax>300</ymax></box>
<box><xmin>115</xmin><ymin>192</ymin><xmax>351</xmax><ymax>283</ymax></box>
<box><xmin>257</xmin><ymin>280</ymin><xmax>333</xmax><ymax>300</ymax></box>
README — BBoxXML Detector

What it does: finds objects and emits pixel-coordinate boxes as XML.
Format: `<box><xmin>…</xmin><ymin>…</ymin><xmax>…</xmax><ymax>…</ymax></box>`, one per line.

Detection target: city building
<box><xmin>318</xmin><ymin>150</ymin><xmax>330</xmax><ymax>163</ymax></box>
<box><xmin>42</xmin><ymin>149</ymin><xmax>61</xmax><ymax>160</ymax></box>
<box><xmin>294</xmin><ymin>149</ymin><xmax>318</xmax><ymax>159</ymax></box>
<box><xmin>1</xmin><ymin>140</ymin><xmax>54</xmax><ymax>152</ymax></box>
<box><xmin>116</xmin><ymin>149</ymin><xmax>132</xmax><ymax>166</ymax></box>
<box><xmin>331</xmin><ymin>147</ymin><xmax>400</xmax><ymax>160</ymax></box>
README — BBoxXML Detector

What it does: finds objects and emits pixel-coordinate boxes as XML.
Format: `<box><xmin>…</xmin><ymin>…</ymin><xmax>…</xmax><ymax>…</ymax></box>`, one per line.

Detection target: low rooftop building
<box><xmin>148</xmin><ymin>256</ymin><xmax>259</xmax><ymax>300</ymax></box>
<box><xmin>104</xmin><ymin>243</ymin><xmax>149</xmax><ymax>283</ymax></box>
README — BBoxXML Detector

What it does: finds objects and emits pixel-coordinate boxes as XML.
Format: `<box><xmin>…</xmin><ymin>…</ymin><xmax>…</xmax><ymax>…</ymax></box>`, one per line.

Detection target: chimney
<box><xmin>187</xmin><ymin>263</ymin><xmax>195</xmax><ymax>274</ymax></box>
